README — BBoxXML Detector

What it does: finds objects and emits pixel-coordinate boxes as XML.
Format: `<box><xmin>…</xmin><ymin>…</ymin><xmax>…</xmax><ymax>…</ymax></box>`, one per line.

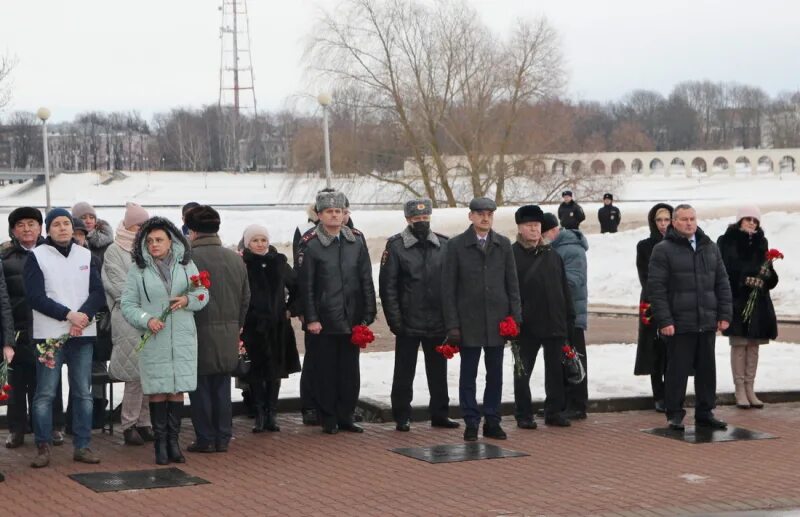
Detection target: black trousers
<box><xmin>310</xmin><ymin>333</ymin><xmax>360</xmax><ymax>426</ymax></box>
<box><xmin>300</xmin><ymin>332</ymin><xmax>317</xmax><ymax>412</ymax></box>
<box><xmin>664</xmin><ymin>331</ymin><xmax>716</xmax><ymax>421</ymax></box>
<box><xmin>7</xmin><ymin>359</ymin><xmax>64</xmax><ymax>434</ymax></box>
<box><xmin>564</xmin><ymin>328</ymin><xmax>588</xmax><ymax>412</ymax></box>
<box><xmin>390</xmin><ymin>335</ymin><xmax>449</xmax><ymax>423</ymax></box>
<box><xmin>189</xmin><ymin>374</ymin><xmax>232</xmax><ymax>447</ymax></box>
<box><xmin>514</xmin><ymin>337</ymin><xmax>565</xmax><ymax>420</ymax></box>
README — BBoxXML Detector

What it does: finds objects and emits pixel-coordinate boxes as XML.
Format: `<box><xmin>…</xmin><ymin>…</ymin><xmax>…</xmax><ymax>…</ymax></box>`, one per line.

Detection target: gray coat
<box><xmin>550</xmin><ymin>229</ymin><xmax>589</xmax><ymax>330</ymax></box>
<box><xmin>191</xmin><ymin>235</ymin><xmax>250</xmax><ymax>376</ymax></box>
<box><xmin>442</xmin><ymin>226</ymin><xmax>522</xmax><ymax>347</ymax></box>
<box><xmin>103</xmin><ymin>242</ymin><xmax>141</xmax><ymax>382</ymax></box>
<box><xmin>647</xmin><ymin>226</ymin><xmax>733</xmax><ymax>334</ymax></box>
<box><xmin>121</xmin><ymin>218</ymin><xmax>209</xmax><ymax>394</ymax></box>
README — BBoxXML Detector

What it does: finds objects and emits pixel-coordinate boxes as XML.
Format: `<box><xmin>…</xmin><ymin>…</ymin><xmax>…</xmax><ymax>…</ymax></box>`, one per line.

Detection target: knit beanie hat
<box><xmin>8</xmin><ymin>206</ymin><xmax>43</xmax><ymax>228</ymax></box>
<box><xmin>123</xmin><ymin>202</ymin><xmax>150</xmax><ymax>229</ymax></box>
<box><xmin>45</xmin><ymin>208</ymin><xmax>72</xmax><ymax>232</ymax></box>
<box><xmin>541</xmin><ymin>213</ymin><xmax>560</xmax><ymax>233</ymax></box>
<box><xmin>243</xmin><ymin>224</ymin><xmax>270</xmax><ymax>248</ymax></box>
<box><xmin>72</xmin><ymin>217</ymin><xmax>88</xmax><ymax>235</ymax></box>
<box><xmin>184</xmin><ymin>205</ymin><xmax>221</xmax><ymax>233</ymax></box>
<box><xmin>71</xmin><ymin>201</ymin><xmax>96</xmax><ymax>220</ymax></box>
<box><xmin>736</xmin><ymin>205</ymin><xmax>761</xmax><ymax>224</ymax></box>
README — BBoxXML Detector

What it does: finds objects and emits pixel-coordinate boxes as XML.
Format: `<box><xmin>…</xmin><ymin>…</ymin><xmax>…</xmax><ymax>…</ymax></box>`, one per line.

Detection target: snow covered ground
<box><xmin>0</xmin><ymin>171</ymin><xmax>798</xmax><ymax>315</ymax></box>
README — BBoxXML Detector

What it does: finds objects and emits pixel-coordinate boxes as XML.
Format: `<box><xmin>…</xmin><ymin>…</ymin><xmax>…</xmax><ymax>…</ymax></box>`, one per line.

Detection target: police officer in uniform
<box><xmin>598</xmin><ymin>193</ymin><xmax>622</xmax><ymax>233</ymax></box>
<box><xmin>442</xmin><ymin>197</ymin><xmax>522</xmax><ymax>441</ymax></box>
<box><xmin>298</xmin><ymin>190</ymin><xmax>376</xmax><ymax>434</ymax></box>
<box><xmin>379</xmin><ymin>199</ymin><xmax>459</xmax><ymax>432</ymax></box>
<box><xmin>557</xmin><ymin>190</ymin><xmax>586</xmax><ymax>230</ymax></box>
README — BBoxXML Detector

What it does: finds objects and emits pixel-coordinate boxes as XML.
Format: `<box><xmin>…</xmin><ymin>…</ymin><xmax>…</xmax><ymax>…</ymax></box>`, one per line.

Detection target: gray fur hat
<box><xmin>316</xmin><ymin>190</ymin><xmax>347</xmax><ymax>212</ymax></box>
<box><xmin>404</xmin><ymin>198</ymin><xmax>432</xmax><ymax>218</ymax></box>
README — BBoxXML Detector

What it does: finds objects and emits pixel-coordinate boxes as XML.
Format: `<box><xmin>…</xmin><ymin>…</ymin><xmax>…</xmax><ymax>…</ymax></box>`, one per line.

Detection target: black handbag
<box><xmin>93</xmin><ymin>310</ymin><xmax>113</xmax><ymax>362</ymax></box>
<box><xmin>562</xmin><ymin>344</ymin><xmax>586</xmax><ymax>385</ymax></box>
<box><xmin>232</xmin><ymin>351</ymin><xmax>251</xmax><ymax>378</ymax></box>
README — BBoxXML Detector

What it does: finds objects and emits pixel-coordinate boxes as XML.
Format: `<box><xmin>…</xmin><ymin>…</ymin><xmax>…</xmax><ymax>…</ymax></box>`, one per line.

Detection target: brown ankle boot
<box><xmin>731</xmin><ymin>346</ymin><xmax>749</xmax><ymax>408</ymax></box>
<box><xmin>745</xmin><ymin>344</ymin><xmax>764</xmax><ymax>408</ymax></box>
<box><xmin>30</xmin><ymin>444</ymin><xmax>50</xmax><ymax>468</ymax></box>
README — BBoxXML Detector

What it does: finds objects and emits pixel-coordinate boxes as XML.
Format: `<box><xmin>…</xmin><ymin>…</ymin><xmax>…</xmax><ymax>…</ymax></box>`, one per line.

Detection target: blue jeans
<box><xmin>33</xmin><ymin>338</ymin><xmax>94</xmax><ymax>449</ymax></box>
<box><xmin>459</xmin><ymin>346</ymin><xmax>504</xmax><ymax>427</ymax></box>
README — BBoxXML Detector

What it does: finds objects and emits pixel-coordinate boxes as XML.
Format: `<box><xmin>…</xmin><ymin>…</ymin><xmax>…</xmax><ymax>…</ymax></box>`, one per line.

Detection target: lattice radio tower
<box><xmin>218</xmin><ymin>0</ymin><xmax>257</xmax><ymax>172</ymax></box>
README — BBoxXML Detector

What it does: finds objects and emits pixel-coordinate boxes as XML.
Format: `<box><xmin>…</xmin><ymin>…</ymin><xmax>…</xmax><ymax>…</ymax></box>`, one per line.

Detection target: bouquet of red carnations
<box><xmin>562</xmin><ymin>344</ymin><xmax>585</xmax><ymax>385</ymax></box>
<box><xmin>639</xmin><ymin>302</ymin><xmax>652</xmax><ymax>326</ymax></box>
<box><xmin>435</xmin><ymin>342</ymin><xmax>460</xmax><ymax>359</ymax></box>
<box><xmin>742</xmin><ymin>248</ymin><xmax>784</xmax><ymax>325</ymax></box>
<box><xmin>0</xmin><ymin>357</ymin><xmax>11</xmax><ymax>402</ymax></box>
<box><xmin>351</xmin><ymin>324</ymin><xmax>375</xmax><ymax>349</ymax></box>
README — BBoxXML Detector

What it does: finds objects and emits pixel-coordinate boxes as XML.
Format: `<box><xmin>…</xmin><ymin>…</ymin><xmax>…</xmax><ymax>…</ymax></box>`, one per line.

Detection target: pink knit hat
<box><xmin>123</xmin><ymin>202</ymin><xmax>150</xmax><ymax>229</ymax></box>
<box><xmin>736</xmin><ymin>205</ymin><xmax>761</xmax><ymax>224</ymax></box>
<box><xmin>243</xmin><ymin>224</ymin><xmax>270</xmax><ymax>248</ymax></box>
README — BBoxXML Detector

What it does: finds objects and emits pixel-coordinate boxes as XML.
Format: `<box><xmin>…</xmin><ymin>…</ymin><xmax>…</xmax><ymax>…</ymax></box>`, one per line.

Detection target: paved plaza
<box><xmin>3</xmin><ymin>402</ymin><xmax>800</xmax><ymax>516</ymax></box>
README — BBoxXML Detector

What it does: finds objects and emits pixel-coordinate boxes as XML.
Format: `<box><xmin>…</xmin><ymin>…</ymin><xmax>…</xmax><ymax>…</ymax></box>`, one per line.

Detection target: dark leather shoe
<box><xmin>322</xmin><ymin>423</ymin><xmax>339</xmax><ymax>435</ymax></box>
<box><xmin>516</xmin><ymin>418</ymin><xmax>537</xmax><ymax>430</ymax></box>
<box><xmin>431</xmin><ymin>418</ymin><xmax>460</xmax><ymax>429</ymax></box>
<box><xmin>136</xmin><ymin>426</ymin><xmax>156</xmax><ymax>442</ymax></box>
<box><xmin>696</xmin><ymin>417</ymin><xmax>727</xmax><ymax>430</ymax></box>
<box><xmin>302</xmin><ymin>409</ymin><xmax>319</xmax><ymax>426</ymax></box>
<box><xmin>668</xmin><ymin>417</ymin><xmax>685</xmax><ymax>431</ymax></box>
<box><xmin>187</xmin><ymin>442</ymin><xmax>216</xmax><ymax>453</ymax></box>
<box><xmin>215</xmin><ymin>443</ymin><xmax>229</xmax><ymax>453</ymax></box>
<box><xmin>5</xmin><ymin>433</ymin><xmax>24</xmax><ymax>449</ymax></box>
<box><xmin>395</xmin><ymin>420</ymin><xmax>411</xmax><ymax>432</ymax></box>
<box><xmin>482</xmin><ymin>424</ymin><xmax>507</xmax><ymax>440</ymax></box>
<box><xmin>544</xmin><ymin>415</ymin><xmax>571</xmax><ymax>427</ymax></box>
<box><xmin>654</xmin><ymin>400</ymin><xmax>666</xmax><ymax>413</ymax></box>
<box><xmin>463</xmin><ymin>426</ymin><xmax>479</xmax><ymax>441</ymax></box>
<box><xmin>123</xmin><ymin>428</ymin><xmax>145</xmax><ymax>446</ymax></box>
<box><xmin>565</xmin><ymin>410</ymin><xmax>587</xmax><ymax>420</ymax></box>
<box><xmin>339</xmin><ymin>422</ymin><xmax>364</xmax><ymax>433</ymax></box>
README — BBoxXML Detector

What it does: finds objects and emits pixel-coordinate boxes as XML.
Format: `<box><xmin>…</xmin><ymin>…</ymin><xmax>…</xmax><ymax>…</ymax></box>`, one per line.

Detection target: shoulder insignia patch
<box><xmin>352</xmin><ymin>228</ymin><xmax>363</xmax><ymax>236</ymax></box>
<box><xmin>297</xmin><ymin>252</ymin><xmax>304</xmax><ymax>267</ymax></box>
<box><xmin>380</xmin><ymin>248</ymin><xmax>389</xmax><ymax>266</ymax></box>
<box><xmin>302</xmin><ymin>231</ymin><xmax>317</xmax><ymax>243</ymax></box>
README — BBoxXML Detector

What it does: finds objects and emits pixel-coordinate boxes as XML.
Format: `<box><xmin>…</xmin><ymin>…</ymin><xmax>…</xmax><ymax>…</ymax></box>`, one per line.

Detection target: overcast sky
<box><xmin>2</xmin><ymin>0</ymin><xmax>798</xmax><ymax>122</ymax></box>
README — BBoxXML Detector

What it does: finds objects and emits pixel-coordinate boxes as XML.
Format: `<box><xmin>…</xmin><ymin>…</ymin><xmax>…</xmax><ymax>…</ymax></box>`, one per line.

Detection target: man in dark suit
<box><xmin>442</xmin><ymin>197</ymin><xmax>522</xmax><ymax>441</ymax></box>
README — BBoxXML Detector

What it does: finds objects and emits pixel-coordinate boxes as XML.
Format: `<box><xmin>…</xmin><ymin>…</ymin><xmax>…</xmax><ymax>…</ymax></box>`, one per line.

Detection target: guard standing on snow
<box><xmin>557</xmin><ymin>190</ymin><xmax>586</xmax><ymax>230</ymax></box>
<box><xmin>597</xmin><ymin>193</ymin><xmax>621</xmax><ymax>233</ymax></box>
<box><xmin>379</xmin><ymin>198</ymin><xmax>458</xmax><ymax>432</ymax></box>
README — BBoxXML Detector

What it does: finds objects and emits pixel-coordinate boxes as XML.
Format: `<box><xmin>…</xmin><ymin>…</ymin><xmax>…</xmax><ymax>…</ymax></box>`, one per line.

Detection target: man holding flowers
<box><xmin>442</xmin><ymin>197</ymin><xmax>521</xmax><ymax>441</ymax></box>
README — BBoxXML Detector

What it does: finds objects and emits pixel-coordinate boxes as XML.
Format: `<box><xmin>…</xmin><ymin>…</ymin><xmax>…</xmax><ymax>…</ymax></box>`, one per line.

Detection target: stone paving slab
<box><xmin>2</xmin><ymin>403</ymin><xmax>800</xmax><ymax>516</ymax></box>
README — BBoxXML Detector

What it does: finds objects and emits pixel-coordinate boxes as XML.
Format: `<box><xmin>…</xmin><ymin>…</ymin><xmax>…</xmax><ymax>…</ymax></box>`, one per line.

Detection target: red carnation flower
<box><xmin>2</xmin><ymin>384</ymin><xmax>10</xmax><ymax>392</ymax></box>
<box><xmin>766</xmin><ymin>248</ymin><xmax>784</xmax><ymax>261</ymax></box>
<box><xmin>499</xmin><ymin>316</ymin><xmax>519</xmax><ymax>339</ymax></box>
<box><xmin>351</xmin><ymin>324</ymin><xmax>374</xmax><ymax>348</ymax></box>
<box><xmin>435</xmin><ymin>344</ymin><xmax>460</xmax><ymax>359</ymax></box>
<box><xmin>198</xmin><ymin>294</ymin><xmax>205</xmax><ymax>301</ymax></box>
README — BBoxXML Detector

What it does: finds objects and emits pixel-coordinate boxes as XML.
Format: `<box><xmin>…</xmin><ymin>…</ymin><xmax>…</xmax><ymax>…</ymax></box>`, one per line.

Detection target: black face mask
<box><xmin>410</xmin><ymin>221</ymin><xmax>430</xmax><ymax>238</ymax></box>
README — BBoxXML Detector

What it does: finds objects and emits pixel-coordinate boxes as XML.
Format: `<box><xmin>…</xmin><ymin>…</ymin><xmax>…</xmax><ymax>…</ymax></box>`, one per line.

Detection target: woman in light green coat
<box><xmin>121</xmin><ymin>217</ymin><xmax>208</xmax><ymax>465</ymax></box>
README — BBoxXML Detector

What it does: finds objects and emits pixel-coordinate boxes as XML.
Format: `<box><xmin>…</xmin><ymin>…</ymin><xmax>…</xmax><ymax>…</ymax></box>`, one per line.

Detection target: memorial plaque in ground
<box><xmin>641</xmin><ymin>425</ymin><xmax>777</xmax><ymax>444</ymax></box>
<box><xmin>391</xmin><ymin>442</ymin><xmax>529</xmax><ymax>463</ymax></box>
<box><xmin>69</xmin><ymin>467</ymin><xmax>210</xmax><ymax>493</ymax></box>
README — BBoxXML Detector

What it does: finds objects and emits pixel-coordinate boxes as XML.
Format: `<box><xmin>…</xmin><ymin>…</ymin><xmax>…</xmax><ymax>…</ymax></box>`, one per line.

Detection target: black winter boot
<box><xmin>166</xmin><ymin>401</ymin><xmax>186</xmax><ymax>463</ymax></box>
<box><xmin>265</xmin><ymin>380</ymin><xmax>281</xmax><ymax>432</ymax></box>
<box><xmin>149</xmin><ymin>402</ymin><xmax>169</xmax><ymax>465</ymax></box>
<box><xmin>253</xmin><ymin>406</ymin><xmax>266</xmax><ymax>433</ymax></box>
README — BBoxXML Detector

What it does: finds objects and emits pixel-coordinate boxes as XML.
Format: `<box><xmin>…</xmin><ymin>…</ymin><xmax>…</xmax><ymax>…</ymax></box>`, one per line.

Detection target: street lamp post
<box><xmin>36</xmin><ymin>107</ymin><xmax>52</xmax><ymax>212</ymax></box>
<box><xmin>317</xmin><ymin>92</ymin><xmax>333</xmax><ymax>189</ymax></box>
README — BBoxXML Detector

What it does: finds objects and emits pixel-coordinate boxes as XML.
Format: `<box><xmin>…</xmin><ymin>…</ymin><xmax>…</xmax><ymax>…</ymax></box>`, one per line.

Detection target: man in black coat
<box><xmin>299</xmin><ymin>190</ymin><xmax>376</xmax><ymax>434</ymax></box>
<box><xmin>597</xmin><ymin>193</ymin><xmax>621</xmax><ymax>233</ymax></box>
<box><xmin>648</xmin><ymin>204</ymin><xmax>733</xmax><ymax>431</ymax></box>
<box><xmin>1</xmin><ymin>207</ymin><xmax>65</xmax><ymax>449</ymax></box>
<box><xmin>379</xmin><ymin>198</ymin><xmax>458</xmax><ymax>432</ymax></box>
<box><xmin>557</xmin><ymin>190</ymin><xmax>585</xmax><ymax>230</ymax></box>
<box><xmin>512</xmin><ymin>206</ymin><xmax>575</xmax><ymax>428</ymax></box>
<box><xmin>442</xmin><ymin>197</ymin><xmax>522</xmax><ymax>441</ymax></box>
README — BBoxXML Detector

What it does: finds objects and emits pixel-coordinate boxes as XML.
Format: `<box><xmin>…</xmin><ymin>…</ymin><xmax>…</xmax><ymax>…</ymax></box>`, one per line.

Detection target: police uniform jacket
<box><xmin>441</xmin><ymin>226</ymin><xmax>522</xmax><ymax>347</ymax></box>
<box><xmin>379</xmin><ymin>227</ymin><xmax>447</xmax><ymax>337</ymax></box>
<box><xmin>299</xmin><ymin>224</ymin><xmax>376</xmax><ymax>334</ymax></box>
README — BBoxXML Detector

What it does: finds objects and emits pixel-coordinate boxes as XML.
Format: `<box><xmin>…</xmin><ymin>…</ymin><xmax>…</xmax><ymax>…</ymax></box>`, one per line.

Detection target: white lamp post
<box><xmin>317</xmin><ymin>92</ymin><xmax>333</xmax><ymax>189</ymax></box>
<box><xmin>36</xmin><ymin>107</ymin><xmax>52</xmax><ymax>212</ymax></box>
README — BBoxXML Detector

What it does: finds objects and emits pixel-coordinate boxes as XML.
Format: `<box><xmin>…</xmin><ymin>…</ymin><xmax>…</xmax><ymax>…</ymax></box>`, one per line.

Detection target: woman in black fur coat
<box><xmin>717</xmin><ymin>205</ymin><xmax>778</xmax><ymax>409</ymax></box>
<box><xmin>240</xmin><ymin>224</ymin><xmax>301</xmax><ymax>432</ymax></box>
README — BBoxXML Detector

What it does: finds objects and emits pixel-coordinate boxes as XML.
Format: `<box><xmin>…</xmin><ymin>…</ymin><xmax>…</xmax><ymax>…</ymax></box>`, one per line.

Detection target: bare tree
<box><xmin>0</xmin><ymin>53</ymin><xmax>15</xmax><ymax>111</ymax></box>
<box><xmin>305</xmin><ymin>0</ymin><xmax>563</xmax><ymax>206</ymax></box>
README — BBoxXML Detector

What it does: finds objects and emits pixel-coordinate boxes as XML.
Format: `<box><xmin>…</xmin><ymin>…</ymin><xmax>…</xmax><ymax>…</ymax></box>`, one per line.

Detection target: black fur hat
<box><xmin>184</xmin><ymin>205</ymin><xmax>221</xmax><ymax>234</ymax></box>
<box><xmin>514</xmin><ymin>205</ymin><xmax>544</xmax><ymax>225</ymax></box>
<box><xmin>132</xmin><ymin>216</ymin><xmax>192</xmax><ymax>268</ymax></box>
